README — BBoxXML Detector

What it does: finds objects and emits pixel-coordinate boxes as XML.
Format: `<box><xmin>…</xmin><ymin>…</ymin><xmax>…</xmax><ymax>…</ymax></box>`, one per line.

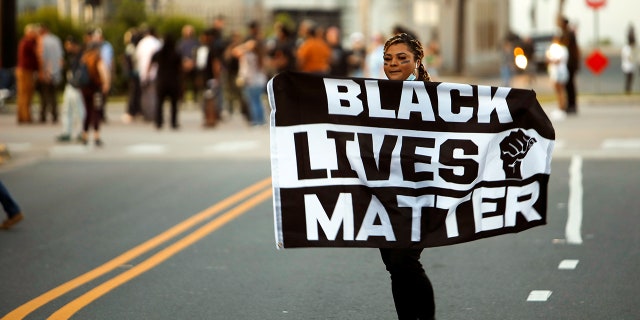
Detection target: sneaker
<box><xmin>1</xmin><ymin>213</ymin><xmax>23</xmax><ymax>230</ymax></box>
<box><xmin>95</xmin><ymin>139</ymin><xmax>103</xmax><ymax>147</ymax></box>
<box><xmin>56</xmin><ymin>134</ymin><xmax>71</xmax><ymax>142</ymax></box>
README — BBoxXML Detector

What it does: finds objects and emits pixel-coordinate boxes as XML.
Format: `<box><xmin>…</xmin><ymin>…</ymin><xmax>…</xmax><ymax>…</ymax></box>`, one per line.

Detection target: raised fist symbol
<box><xmin>499</xmin><ymin>130</ymin><xmax>537</xmax><ymax>179</ymax></box>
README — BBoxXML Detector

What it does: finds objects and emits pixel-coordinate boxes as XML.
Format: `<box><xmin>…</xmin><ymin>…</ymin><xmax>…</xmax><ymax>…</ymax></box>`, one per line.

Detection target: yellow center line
<box><xmin>2</xmin><ymin>178</ymin><xmax>272</xmax><ymax>320</ymax></box>
<box><xmin>49</xmin><ymin>188</ymin><xmax>273</xmax><ymax>319</ymax></box>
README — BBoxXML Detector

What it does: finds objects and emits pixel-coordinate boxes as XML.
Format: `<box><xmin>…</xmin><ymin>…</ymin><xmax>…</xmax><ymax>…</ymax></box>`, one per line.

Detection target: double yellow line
<box><xmin>3</xmin><ymin>178</ymin><xmax>272</xmax><ymax>320</ymax></box>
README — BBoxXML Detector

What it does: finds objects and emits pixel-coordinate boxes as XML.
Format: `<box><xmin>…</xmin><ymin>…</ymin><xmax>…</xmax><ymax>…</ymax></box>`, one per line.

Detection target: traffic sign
<box><xmin>586</xmin><ymin>0</ymin><xmax>606</xmax><ymax>9</ymax></box>
<box><xmin>586</xmin><ymin>49</ymin><xmax>608</xmax><ymax>75</ymax></box>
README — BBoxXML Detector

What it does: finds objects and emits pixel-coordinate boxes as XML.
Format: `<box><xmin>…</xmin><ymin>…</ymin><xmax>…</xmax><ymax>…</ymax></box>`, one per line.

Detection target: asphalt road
<box><xmin>1</xmin><ymin>90</ymin><xmax>639</xmax><ymax>319</ymax></box>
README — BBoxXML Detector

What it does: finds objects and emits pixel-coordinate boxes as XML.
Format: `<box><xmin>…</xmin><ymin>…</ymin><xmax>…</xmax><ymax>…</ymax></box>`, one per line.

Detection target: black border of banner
<box><xmin>270</xmin><ymin>71</ymin><xmax>555</xmax><ymax>140</ymax></box>
<box><xmin>277</xmin><ymin>174</ymin><xmax>548</xmax><ymax>248</ymax></box>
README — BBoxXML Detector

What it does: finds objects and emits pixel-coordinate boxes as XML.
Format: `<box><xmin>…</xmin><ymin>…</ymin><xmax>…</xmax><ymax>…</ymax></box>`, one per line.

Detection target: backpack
<box><xmin>68</xmin><ymin>59</ymin><xmax>90</xmax><ymax>88</ymax></box>
<box><xmin>69</xmin><ymin>48</ymin><xmax>100</xmax><ymax>88</ymax></box>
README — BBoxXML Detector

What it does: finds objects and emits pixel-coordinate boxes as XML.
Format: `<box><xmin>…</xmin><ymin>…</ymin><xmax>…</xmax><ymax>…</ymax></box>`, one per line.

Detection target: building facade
<box><xmin>54</xmin><ymin>0</ymin><xmax>511</xmax><ymax>76</ymax></box>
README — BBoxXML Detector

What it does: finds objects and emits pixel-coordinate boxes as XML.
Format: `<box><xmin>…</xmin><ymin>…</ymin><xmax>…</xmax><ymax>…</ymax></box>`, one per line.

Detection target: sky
<box><xmin>509</xmin><ymin>0</ymin><xmax>638</xmax><ymax>47</ymax></box>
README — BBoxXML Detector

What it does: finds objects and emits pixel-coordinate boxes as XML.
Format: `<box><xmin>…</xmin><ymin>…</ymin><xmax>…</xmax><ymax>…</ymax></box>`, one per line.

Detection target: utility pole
<box><xmin>0</xmin><ymin>0</ymin><xmax>18</xmax><ymax>68</ymax></box>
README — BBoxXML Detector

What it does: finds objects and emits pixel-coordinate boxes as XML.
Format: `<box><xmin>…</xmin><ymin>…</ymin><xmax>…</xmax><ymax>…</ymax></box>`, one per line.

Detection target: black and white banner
<box><xmin>268</xmin><ymin>71</ymin><xmax>555</xmax><ymax>249</ymax></box>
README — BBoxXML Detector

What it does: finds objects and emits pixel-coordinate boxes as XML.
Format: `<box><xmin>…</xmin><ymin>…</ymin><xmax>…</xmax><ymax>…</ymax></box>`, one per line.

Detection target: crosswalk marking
<box><xmin>49</xmin><ymin>145</ymin><xmax>90</xmax><ymax>155</ymax></box>
<box><xmin>601</xmin><ymin>138</ymin><xmax>640</xmax><ymax>149</ymax></box>
<box><xmin>125</xmin><ymin>144</ymin><xmax>168</xmax><ymax>154</ymax></box>
<box><xmin>203</xmin><ymin>141</ymin><xmax>260</xmax><ymax>153</ymax></box>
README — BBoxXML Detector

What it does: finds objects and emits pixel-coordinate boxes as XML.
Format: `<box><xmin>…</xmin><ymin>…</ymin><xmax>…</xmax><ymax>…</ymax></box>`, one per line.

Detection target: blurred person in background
<box><xmin>92</xmin><ymin>29</ymin><xmax>114</xmax><ymax>123</ymax></box>
<box><xmin>135</xmin><ymin>26</ymin><xmax>162</xmax><ymax>122</ymax></box>
<box><xmin>325</xmin><ymin>26</ymin><xmax>349</xmax><ymax>77</ymax></box>
<box><xmin>201</xmin><ymin>28</ymin><xmax>222</xmax><ymax>127</ymax></box>
<box><xmin>266</xmin><ymin>21</ymin><xmax>297</xmax><ymax>75</ymax></box>
<box><xmin>79</xmin><ymin>34</ymin><xmax>110</xmax><ymax>146</ymax></box>
<box><xmin>150</xmin><ymin>33</ymin><xmax>183</xmax><ymax>130</ymax></box>
<box><xmin>232</xmin><ymin>21</ymin><xmax>267</xmax><ymax>126</ymax></box>
<box><xmin>425</xmin><ymin>31</ymin><xmax>442</xmax><ymax>78</ymax></box>
<box><xmin>296</xmin><ymin>25</ymin><xmax>331</xmax><ymax>74</ymax></box>
<box><xmin>36</xmin><ymin>23</ymin><xmax>64</xmax><ymax>123</ymax></box>
<box><xmin>546</xmin><ymin>36</ymin><xmax>569</xmax><ymax>120</ymax></box>
<box><xmin>500</xmin><ymin>35</ymin><xmax>516</xmax><ymax>87</ymax></box>
<box><xmin>365</xmin><ymin>32</ymin><xmax>386</xmax><ymax>79</ymax></box>
<box><xmin>15</xmin><ymin>24</ymin><xmax>40</xmax><ymax>124</ymax></box>
<box><xmin>223</xmin><ymin>31</ymin><xmax>250</xmax><ymax>122</ymax></box>
<box><xmin>558</xmin><ymin>16</ymin><xmax>580</xmax><ymax>114</ymax></box>
<box><xmin>122</xmin><ymin>28</ymin><xmax>143</xmax><ymax>123</ymax></box>
<box><xmin>346</xmin><ymin>32</ymin><xmax>366</xmax><ymax>77</ymax></box>
<box><xmin>56</xmin><ymin>36</ymin><xmax>85</xmax><ymax>143</ymax></box>
<box><xmin>621</xmin><ymin>24</ymin><xmax>637</xmax><ymax>94</ymax></box>
<box><xmin>178</xmin><ymin>24</ymin><xmax>200</xmax><ymax>104</ymax></box>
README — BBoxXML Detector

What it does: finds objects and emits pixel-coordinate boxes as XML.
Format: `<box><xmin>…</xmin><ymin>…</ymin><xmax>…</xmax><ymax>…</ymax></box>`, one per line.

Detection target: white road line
<box><xmin>6</xmin><ymin>142</ymin><xmax>32</xmax><ymax>152</ymax></box>
<box><xmin>49</xmin><ymin>145</ymin><xmax>90</xmax><ymax>155</ymax></box>
<box><xmin>601</xmin><ymin>138</ymin><xmax>640</xmax><ymax>149</ymax></box>
<box><xmin>527</xmin><ymin>290</ymin><xmax>552</xmax><ymax>302</ymax></box>
<box><xmin>558</xmin><ymin>259</ymin><xmax>580</xmax><ymax>270</ymax></box>
<box><xmin>203</xmin><ymin>141</ymin><xmax>259</xmax><ymax>153</ymax></box>
<box><xmin>125</xmin><ymin>144</ymin><xmax>168</xmax><ymax>155</ymax></box>
<box><xmin>566</xmin><ymin>155</ymin><xmax>583</xmax><ymax>245</ymax></box>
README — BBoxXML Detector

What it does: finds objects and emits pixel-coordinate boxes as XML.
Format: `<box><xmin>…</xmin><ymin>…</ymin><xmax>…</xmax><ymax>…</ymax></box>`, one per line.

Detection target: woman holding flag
<box><xmin>380</xmin><ymin>32</ymin><xmax>436</xmax><ymax>320</ymax></box>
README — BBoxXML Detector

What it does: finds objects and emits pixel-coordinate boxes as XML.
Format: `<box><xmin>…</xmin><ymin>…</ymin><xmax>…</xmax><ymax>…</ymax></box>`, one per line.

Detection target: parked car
<box><xmin>530</xmin><ymin>34</ymin><xmax>554</xmax><ymax>72</ymax></box>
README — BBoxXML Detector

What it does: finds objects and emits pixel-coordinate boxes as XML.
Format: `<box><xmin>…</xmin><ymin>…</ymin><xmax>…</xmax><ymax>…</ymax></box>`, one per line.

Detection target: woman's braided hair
<box><xmin>383</xmin><ymin>33</ymin><xmax>431</xmax><ymax>81</ymax></box>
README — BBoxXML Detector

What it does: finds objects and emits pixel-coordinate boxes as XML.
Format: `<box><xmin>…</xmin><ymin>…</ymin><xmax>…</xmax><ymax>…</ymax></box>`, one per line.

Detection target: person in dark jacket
<box><xmin>150</xmin><ymin>34</ymin><xmax>183</xmax><ymax>129</ymax></box>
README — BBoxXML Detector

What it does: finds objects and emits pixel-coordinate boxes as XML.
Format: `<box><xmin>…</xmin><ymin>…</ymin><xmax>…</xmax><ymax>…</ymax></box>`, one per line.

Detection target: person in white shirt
<box><xmin>135</xmin><ymin>26</ymin><xmax>162</xmax><ymax>122</ymax></box>
<box><xmin>621</xmin><ymin>25</ymin><xmax>637</xmax><ymax>94</ymax></box>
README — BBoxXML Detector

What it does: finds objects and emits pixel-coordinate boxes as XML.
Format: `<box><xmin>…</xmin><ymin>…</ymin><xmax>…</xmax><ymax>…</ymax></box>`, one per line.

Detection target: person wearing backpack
<box><xmin>79</xmin><ymin>36</ymin><xmax>110</xmax><ymax>146</ymax></box>
<box><xmin>55</xmin><ymin>36</ymin><xmax>86</xmax><ymax>143</ymax></box>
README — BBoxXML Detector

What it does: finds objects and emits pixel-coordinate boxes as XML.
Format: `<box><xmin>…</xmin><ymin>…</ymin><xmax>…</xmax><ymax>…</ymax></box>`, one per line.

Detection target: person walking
<box><xmin>36</xmin><ymin>24</ymin><xmax>64</xmax><ymax>123</ymax></box>
<box><xmin>79</xmin><ymin>39</ymin><xmax>110</xmax><ymax>146</ymax></box>
<box><xmin>56</xmin><ymin>36</ymin><xmax>85</xmax><ymax>142</ymax></box>
<box><xmin>15</xmin><ymin>24</ymin><xmax>40</xmax><ymax>124</ymax></box>
<box><xmin>0</xmin><ymin>180</ymin><xmax>23</xmax><ymax>230</ymax></box>
<box><xmin>621</xmin><ymin>24</ymin><xmax>637</xmax><ymax>94</ymax></box>
<box><xmin>150</xmin><ymin>34</ymin><xmax>183</xmax><ymax>130</ymax></box>
<box><xmin>380</xmin><ymin>32</ymin><xmax>436</xmax><ymax>320</ymax></box>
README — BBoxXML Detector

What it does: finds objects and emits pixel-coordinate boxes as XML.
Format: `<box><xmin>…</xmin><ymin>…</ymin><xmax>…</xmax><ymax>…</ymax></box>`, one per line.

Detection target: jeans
<box><xmin>243</xmin><ymin>85</ymin><xmax>265</xmax><ymax>125</ymax></box>
<box><xmin>60</xmin><ymin>84</ymin><xmax>85</xmax><ymax>137</ymax></box>
<box><xmin>0</xmin><ymin>181</ymin><xmax>21</xmax><ymax>217</ymax></box>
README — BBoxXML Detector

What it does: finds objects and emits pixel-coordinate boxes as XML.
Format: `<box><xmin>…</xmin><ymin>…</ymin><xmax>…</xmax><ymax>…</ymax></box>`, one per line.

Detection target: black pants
<box><xmin>38</xmin><ymin>80</ymin><xmax>58</xmax><ymax>122</ymax></box>
<box><xmin>155</xmin><ymin>84</ymin><xmax>180</xmax><ymax>129</ymax></box>
<box><xmin>565</xmin><ymin>70</ymin><xmax>578</xmax><ymax>113</ymax></box>
<box><xmin>127</xmin><ymin>75</ymin><xmax>142</xmax><ymax>117</ymax></box>
<box><xmin>380</xmin><ymin>248</ymin><xmax>435</xmax><ymax>320</ymax></box>
<box><xmin>81</xmin><ymin>87</ymin><xmax>101</xmax><ymax>132</ymax></box>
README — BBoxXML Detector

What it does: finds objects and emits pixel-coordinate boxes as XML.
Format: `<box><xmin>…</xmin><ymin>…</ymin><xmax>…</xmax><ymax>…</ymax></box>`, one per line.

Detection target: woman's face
<box><xmin>383</xmin><ymin>43</ymin><xmax>416</xmax><ymax>80</ymax></box>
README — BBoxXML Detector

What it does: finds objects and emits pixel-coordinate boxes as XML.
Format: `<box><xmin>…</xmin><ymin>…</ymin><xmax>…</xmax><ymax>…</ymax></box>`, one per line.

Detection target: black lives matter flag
<box><xmin>267</xmin><ymin>71</ymin><xmax>555</xmax><ymax>249</ymax></box>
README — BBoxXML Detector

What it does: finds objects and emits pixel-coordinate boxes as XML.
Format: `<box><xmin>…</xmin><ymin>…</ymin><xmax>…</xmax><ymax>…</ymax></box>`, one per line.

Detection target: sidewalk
<box><xmin>0</xmin><ymin>102</ymin><xmax>271</xmax><ymax>172</ymax></box>
<box><xmin>1</xmin><ymin>75</ymin><xmax>638</xmax><ymax>171</ymax></box>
